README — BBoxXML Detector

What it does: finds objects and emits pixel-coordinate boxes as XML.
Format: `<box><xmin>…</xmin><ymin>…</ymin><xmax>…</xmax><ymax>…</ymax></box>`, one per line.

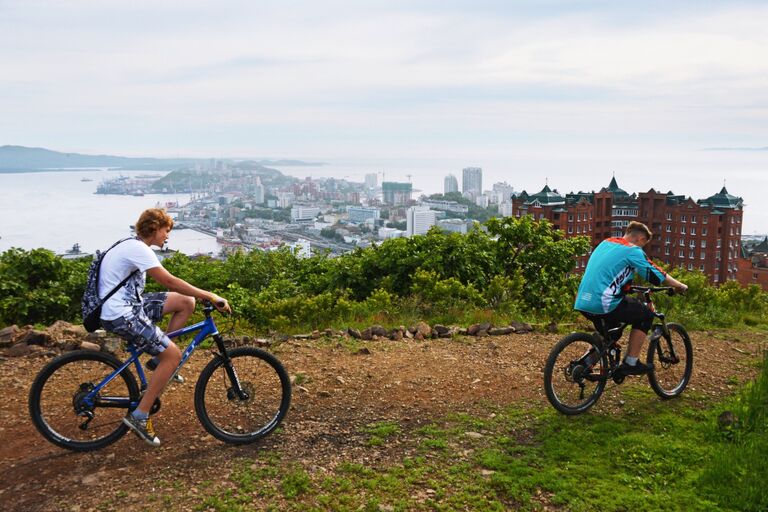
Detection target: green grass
<box><xmin>194</xmin><ymin>357</ymin><xmax>767</xmax><ymax>512</ymax></box>
<box><xmin>362</xmin><ymin>420</ymin><xmax>402</xmax><ymax>447</ymax></box>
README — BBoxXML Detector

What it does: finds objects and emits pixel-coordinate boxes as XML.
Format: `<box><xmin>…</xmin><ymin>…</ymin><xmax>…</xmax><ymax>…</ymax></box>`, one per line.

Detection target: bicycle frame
<box><xmin>585</xmin><ymin>286</ymin><xmax>677</xmax><ymax>382</ymax></box>
<box><xmin>79</xmin><ymin>308</ymin><xmax>223</xmax><ymax>412</ymax></box>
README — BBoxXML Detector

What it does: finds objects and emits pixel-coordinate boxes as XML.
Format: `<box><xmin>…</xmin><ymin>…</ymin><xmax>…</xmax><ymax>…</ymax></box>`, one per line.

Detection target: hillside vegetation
<box><xmin>1</xmin><ymin>216</ymin><xmax>766</xmax><ymax>333</ymax></box>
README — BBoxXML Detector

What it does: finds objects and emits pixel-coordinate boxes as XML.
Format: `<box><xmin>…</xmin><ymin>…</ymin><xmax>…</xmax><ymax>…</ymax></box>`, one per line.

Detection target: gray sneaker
<box><xmin>123</xmin><ymin>414</ymin><xmax>161</xmax><ymax>447</ymax></box>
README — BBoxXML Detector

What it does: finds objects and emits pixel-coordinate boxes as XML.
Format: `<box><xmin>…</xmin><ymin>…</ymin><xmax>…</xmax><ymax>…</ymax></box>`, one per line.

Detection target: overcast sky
<box><xmin>1</xmin><ymin>1</ymin><xmax>767</xmax><ymax>232</ymax></box>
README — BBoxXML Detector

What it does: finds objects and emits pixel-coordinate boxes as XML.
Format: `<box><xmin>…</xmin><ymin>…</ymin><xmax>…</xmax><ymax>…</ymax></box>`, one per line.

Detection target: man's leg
<box><xmin>626</xmin><ymin>328</ymin><xmax>646</xmax><ymax>360</ymax></box>
<box><xmin>163</xmin><ymin>292</ymin><xmax>196</xmax><ymax>332</ymax></box>
<box><xmin>136</xmin><ymin>342</ymin><xmax>182</xmax><ymax>414</ymax></box>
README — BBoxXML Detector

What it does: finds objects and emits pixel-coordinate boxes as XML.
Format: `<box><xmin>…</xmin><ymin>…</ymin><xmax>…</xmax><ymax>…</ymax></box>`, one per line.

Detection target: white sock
<box><xmin>625</xmin><ymin>356</ymin><xmax>638</xmax><ymax>366</ymax></box>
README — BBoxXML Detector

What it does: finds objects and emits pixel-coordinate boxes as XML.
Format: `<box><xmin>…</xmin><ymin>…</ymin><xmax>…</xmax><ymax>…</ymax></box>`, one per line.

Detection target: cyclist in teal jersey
<box><xmin>575</xmin><ymin>221</ymin><xmax>687</xmax><ymax>375</ymax></box>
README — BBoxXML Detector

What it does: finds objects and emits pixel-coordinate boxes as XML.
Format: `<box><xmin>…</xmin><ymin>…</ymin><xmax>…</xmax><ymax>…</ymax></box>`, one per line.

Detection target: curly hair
<box><xmin>135</xmin><ymin>208</ymin><xmax>174</xmax><ymax>239</ymax></box>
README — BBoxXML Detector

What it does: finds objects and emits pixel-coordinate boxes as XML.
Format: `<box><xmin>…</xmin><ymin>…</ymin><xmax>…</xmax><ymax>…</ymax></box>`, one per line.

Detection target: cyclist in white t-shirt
<box><xmin>100</xmin><ymin>208</ymin><xmax>231</xmax><ymax>446</ymax></box>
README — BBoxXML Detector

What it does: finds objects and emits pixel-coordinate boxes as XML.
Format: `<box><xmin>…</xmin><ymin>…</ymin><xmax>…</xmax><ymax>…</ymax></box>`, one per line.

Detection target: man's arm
<box><xmin>662</xmin><ymin>273</ymin><xmax>688</xmax><ymax>293</ymax></box>
<box><xmin>628</xmin><ymin>247</ymin><xmax>686</xmax><ymax>292</ymax></box>
<box><xmin>146</xmin><ymin>265</ymin><xmax>231</xmax><ymax>313</ymax></box>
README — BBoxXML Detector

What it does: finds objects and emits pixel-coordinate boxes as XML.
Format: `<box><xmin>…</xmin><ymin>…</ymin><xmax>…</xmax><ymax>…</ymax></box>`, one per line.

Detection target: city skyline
<box><xmin>2</xmin><ymin>1</ymin><xmax>767</xmax><ymax>232</ymax></box>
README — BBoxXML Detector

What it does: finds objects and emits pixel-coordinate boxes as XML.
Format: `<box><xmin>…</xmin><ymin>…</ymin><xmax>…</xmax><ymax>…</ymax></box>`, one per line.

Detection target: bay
<box><xmin>0</xmin><ymin>169</ymin><xmax>221</xmax><ymax>256</ymax></box>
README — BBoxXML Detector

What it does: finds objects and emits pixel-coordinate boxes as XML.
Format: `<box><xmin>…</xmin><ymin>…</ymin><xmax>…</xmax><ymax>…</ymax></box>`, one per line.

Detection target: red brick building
<box><xmin>737</xmin><ymin>237</ymin><xmax>768</xmax><ymax>291</ymax></box>
<box><xmin>510</xmin><ymin>179</ymin><xmax>744</xmax><ymax>284</ymax></box>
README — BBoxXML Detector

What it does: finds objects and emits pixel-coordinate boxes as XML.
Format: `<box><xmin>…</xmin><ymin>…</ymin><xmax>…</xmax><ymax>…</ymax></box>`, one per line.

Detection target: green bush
<box><xmin>2</xmin><ymin>216</ymin><xmax>767</xmax><ymax>333</ymax></box>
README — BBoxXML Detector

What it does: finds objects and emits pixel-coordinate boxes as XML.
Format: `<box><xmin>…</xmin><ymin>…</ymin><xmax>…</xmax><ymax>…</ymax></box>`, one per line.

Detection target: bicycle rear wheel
<box><xmin>194</xmin><ymin>347</ymin><xmax>291</xmax><ymax>444</ymax></box>
<box><xmin>544</xmin><ymin>332</ymin><xmax>607</xmax><ymax>415</ymax></box>
<box><xmin>647</xmin><ymin>323</ymin><xmax>693</xmax><ymax>399</ymax></box>
<box><xmin>28</xmin><ymin>350</ymin><xmax>140</xmax><ymax>451</ymax></box>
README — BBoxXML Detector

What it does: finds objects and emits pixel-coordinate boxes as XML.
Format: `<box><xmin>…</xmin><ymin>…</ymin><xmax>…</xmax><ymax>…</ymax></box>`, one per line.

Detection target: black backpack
<box><xmin>81</xmin><ymin>238</ymin><xmax>139</xmax><ymax>332</ymax></box>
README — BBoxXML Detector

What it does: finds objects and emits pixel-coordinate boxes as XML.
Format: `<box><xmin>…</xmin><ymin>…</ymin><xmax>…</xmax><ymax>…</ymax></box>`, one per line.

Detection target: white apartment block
<box><xmin>407</xmin><ymin>206</ymin><xmax>437</xmax><ymax>237</ymax></box>
<box><xmin>290</xmin><ymin>205</ymin><xmax>320</xmax><ymax>222</ymax></box>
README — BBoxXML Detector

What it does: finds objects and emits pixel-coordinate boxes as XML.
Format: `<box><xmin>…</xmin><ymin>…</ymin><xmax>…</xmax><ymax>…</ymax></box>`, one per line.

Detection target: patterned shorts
<box><xmin>102</xmin><ymin>292</ymin><xmax>171</xmax><ymax>356</ymax></box>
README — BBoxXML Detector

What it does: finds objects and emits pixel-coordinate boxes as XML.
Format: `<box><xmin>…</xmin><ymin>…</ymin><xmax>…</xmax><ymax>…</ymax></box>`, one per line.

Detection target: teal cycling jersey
<box><xmin>574</xmin><ymin>237</ymin><xmax>666</xmax><ymax>314</ymax></box>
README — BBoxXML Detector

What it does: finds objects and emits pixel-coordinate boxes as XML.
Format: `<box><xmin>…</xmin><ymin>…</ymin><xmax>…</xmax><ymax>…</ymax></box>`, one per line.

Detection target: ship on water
<box><xmin>96</xmin><ymin>174</ymin><xmax>161</xmax><ymax>195</ymax></box>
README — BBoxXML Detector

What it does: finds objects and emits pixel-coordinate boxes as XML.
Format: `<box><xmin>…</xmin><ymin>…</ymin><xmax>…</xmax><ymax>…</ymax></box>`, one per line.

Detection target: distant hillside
<box><xmin>0</xmin><ymin>145</ymin><xmax>197</xmax><ymax>171</ymax></box>
<box><xmin>0</xmin><ymin>145</ymin><xmax>326</xmax><ymax>172</ymax></box>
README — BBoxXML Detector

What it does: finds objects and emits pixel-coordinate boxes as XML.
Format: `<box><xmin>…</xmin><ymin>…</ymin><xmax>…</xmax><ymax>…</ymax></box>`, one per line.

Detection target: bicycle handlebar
<box><xmin>629</xmin><ymin>285</ymin><xmax>678</xmax><ymax>296</ymax></box>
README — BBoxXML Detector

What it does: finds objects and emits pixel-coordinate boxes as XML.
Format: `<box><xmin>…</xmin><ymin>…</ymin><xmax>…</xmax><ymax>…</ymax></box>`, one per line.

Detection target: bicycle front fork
<box><xmin>213</xmin><ymin>334</ymin><xmax>250</xmax><ymax>400</ymax></box>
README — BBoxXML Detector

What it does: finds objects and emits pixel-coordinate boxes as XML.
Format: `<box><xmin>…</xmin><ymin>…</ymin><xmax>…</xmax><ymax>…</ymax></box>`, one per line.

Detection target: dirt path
<box><xmin>0</xmin><ymin>330</ymin><xmax>762</xmax><ymax>511</ymax></box>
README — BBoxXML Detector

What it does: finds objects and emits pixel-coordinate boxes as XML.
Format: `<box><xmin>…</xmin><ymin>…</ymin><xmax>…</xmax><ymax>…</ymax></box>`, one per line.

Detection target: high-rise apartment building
<box><xmin>444</xmin><ymin>174</ymin><xmax>459</xmax><ymax>194</ymax></box>
<box><xmin>407</xmin><ymin>206</ymin><xmax>437</xmax><ymax>237</ymax></box>
<box><xmin>492</xmin><ymin>182</ymin><xmax>515</xmax><ymax>204</ymax></box>
<box><xmin>462</xmin><ymin>167</ymin><xmax>482</xmax><ymax>196</ymax></box>
<box><xmin>365</xmin><ymin>173</ymin><xmax>378</xmax><ymax>189</ymax></box>
<box><xmin>382</xmin><ymin>182</ymin><xmax>413</xmax><ymax>205</ymax></box>
<box><xmin>253</xmin><ymin>176</ymin><xmax>265</xmax><ymax>204</ymax></box>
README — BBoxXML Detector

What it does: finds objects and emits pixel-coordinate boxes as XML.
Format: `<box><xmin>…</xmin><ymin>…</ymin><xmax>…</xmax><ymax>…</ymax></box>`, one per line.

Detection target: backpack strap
<box><xmin>96</xmin><ymin>237</ymin><xmax>142</xmax><ymax>301</ymax></box>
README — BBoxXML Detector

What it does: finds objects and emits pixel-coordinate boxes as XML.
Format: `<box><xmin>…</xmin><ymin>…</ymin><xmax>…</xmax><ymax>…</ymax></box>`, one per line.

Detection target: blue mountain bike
<box><xmin>29</xmin><ymin>301</ymin><xmax>291</xmax><ymax>451</ymax></box>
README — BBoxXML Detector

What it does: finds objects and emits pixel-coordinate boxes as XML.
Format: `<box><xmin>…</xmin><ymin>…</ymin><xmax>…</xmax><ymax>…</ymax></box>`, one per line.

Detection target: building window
<box><xmin>666</xmin><ymin>212</ymin><xmax>672</xmax><ymax>221</ymax></box>
<box><xmin>691</xmin><ymin>227</ymin><xmax>696</xmax><ymax>235</ymax></box>
<box><xmin>688</xmin><ymin>263</ymin><xmax>693</xmax><ymax>270</ymax></box>
<box><xmin>568</xmin><ymin>214</ymin><xmax>573</xmax><ymax>221</ymax></box>
<box><xmin>700</xmin><ymin>264</ymin><xmax>705</xmax><ymax>271</ymax></box>
<box><xmin>689</xmin><ymin>240</ymin><xmax>695</xmax><ymax>248</ymax></box>
<box><xmin>681</xmin><ymin>215</ymin><xmax>687</xmax><ymax>222</ymax></box>
<box><xmin>665</xmin><ymin>236</ymin><xmax>671</xmax><ymax>244</ymax></box>
<box><xmin>702</xmin><ymin>228</ymin><xmax>708</xmax><ymax>236</ymax></box>
<box><xmin>680</xmin><ymin>238</ymin><xmax>685</xmax><ymax>246</ymax></box>
<box><xmin>701</xmin><ymin>240</ymin><xmax>706</xmax><ymax>248</ymax></box>
<box><xmin>679</xmin><ymin>250</ymin><xmax>684</xmax><ymax>257</ymax></box>
<box><xmin>714</xmin><ymin>275</ymin><xmax>719</xmax><ymax>282</ymax></box>
<box><xmin>700</xmin><ymin>251</ymin><xmax>705</xmax><ymax>260</ymax></box>
<box><xmin>703</xmin><ymin>216</ymin><xmax>708</xmax><ymax>224</ymax></box>
<box><xmin>665</xmin><ymin>247</ymin><xmax>670</xmax><ymax>255</ymax></box>
<box><xmin>681</xmin><ymin>226</ymin><xmax>686</xmax><ymax>234</ymax></box>
<box><xmin>717</xmin><ymin>240</ymin><xmax>721</xmax><ymax>248</ymax></box>
<box><xmin>691</xmin><ymin>215</ymin><xmax>697</xmax><ymax>223</ymax></box>
<box><xmin>568</xmin><ymin>226</ymin><xmax>573</xmax><ymax>234</ymax></box>
<box><xmin>716</xmin><ymin>250</ymin><xmax>721</xmax><ymax>259</ymax></box>
<box><xmin>689</xmin><ymin>250</ymin><xmax>694</xmax><ymax>259</ymax></box>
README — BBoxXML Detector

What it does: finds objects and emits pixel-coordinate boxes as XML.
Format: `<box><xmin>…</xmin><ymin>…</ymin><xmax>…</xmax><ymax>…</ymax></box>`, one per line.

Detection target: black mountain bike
<box><xmin>544</xmin><ymin>286</ymin><xmax>693</xmax><ymax>415</ymax></box>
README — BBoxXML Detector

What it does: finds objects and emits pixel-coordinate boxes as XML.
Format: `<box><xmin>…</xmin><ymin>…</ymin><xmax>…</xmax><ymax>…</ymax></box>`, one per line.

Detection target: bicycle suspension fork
<box><xmin>213</xmin><ymin>334</ymin><xmax>250</xmax><ymax>400</ymax></box>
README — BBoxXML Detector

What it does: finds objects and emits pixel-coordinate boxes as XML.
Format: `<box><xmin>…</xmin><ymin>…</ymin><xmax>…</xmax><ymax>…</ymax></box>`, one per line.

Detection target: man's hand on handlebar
<box><xmin>205</xmin><ymin>295</ymin><xmax>232</xmax><ymax>314</ymax></box>
<box><xmin>674</xmin><ymin>283</ymin><xmax>688</xmax><ymax>295</ymax></box>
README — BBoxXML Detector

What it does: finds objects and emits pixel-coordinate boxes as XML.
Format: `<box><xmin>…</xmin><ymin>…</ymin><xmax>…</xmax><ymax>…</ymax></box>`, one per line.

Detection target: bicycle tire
<box><xmin>28</xmin><ymin>350</ymin><xmax>140</xmax><ymax>451</ymax></box>
<box><xmin>194</xmin><ymin>347</ymin><xmax>291</xmax><ymax>444</ymax></box>
<box><xmin>647</xmin><ymin>323</ymin><xmax>693</xmax><ymax>399</ymax></box>
<box><xmin>544</xmin><ymin>332</ymin><xmax>608</xmax><ymax>415</ymax></box>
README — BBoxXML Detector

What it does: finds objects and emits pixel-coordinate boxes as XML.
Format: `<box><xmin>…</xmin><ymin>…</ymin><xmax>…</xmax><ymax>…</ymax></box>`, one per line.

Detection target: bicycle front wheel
<box><xmin>647</xmin><ymin>323</ymin><xmax>693</xmax><ymax>399</ymax></box>
<box><xmin>544</xmin><ymin>332</ymin><xmax>607</xmax><ymax>415</ymax></box>
<box><xmin>28</xmin><ymin>350</ymin><xmax>140</xmax><ymax>451</ymax></box>
<box><xmin>194</xmin><ymin>347</ymin><xmax>291</xmax><ymax>444</ymax></box>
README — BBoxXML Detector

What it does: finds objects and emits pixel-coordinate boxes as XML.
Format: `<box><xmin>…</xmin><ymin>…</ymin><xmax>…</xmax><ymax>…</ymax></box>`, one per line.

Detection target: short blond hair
<box><xmin>625</xmin><ymin>221</ymin><xmax>652</xmax><ymax>240</ymax></box>
<box><xmin>135</xmin><ymin>208</ymin><xmax>174</xmax><ymax>238</ymax></box>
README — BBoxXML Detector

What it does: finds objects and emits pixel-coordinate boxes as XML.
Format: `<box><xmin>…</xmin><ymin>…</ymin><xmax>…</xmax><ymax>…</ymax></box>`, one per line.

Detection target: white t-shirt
<box><xmin>98</xmin><ymin>238</ymin><xmax>162</xmax><ymax>321</ymax></box>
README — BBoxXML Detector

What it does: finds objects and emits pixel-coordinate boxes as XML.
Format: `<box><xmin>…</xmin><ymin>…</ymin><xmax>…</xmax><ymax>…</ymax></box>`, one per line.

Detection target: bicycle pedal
<box><xmin>171</xmin><ymin>374</ymin><xmax>185</xmax><ymax>384</ymax></box>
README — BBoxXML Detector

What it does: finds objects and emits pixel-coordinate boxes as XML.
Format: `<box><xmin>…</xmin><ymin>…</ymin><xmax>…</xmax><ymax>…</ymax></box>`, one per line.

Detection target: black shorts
<box><xmin>581</xmin><ymin>297</ymin><xmax>654</xmax><ymax>336</ymax></box>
